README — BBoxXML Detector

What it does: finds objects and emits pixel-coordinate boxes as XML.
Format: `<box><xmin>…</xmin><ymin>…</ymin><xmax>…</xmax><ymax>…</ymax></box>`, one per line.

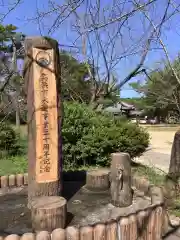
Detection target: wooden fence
<box><xmin>0</xmin><ymin>172</ymin><xmax>150</xmax><ymax>190</ymax></box>
<box><xmin>0</xmin><ymin>174</ymin><xmax>28</xmax><ymax>188</ymax></box>
<box><xmin>0</xmin><ymin>172</ymin><xmax>166</xmax><ymax>239</ymax></box>
<box><xmin>1</xmin><ymin>204</ymin><xmax>164</xmax><ymax>240</ymax></box>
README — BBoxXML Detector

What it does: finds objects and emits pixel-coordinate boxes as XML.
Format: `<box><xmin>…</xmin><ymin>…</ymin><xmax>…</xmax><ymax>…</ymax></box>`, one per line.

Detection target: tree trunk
<box><xmin>165</xmin><ymin>130</ymin><xmax>180</xmax><ymax>203</ymax></box>
<box><xmin>31</xmin><ymin>196</ymin><xmax>67</xmax><ymax>232</ymax></box>
<box><xmin>24</xmin><ymin>37</ymin><xmax>63</xmax><ymax>208</ymax></box>
<box><xmin>168</xmin><ymin>130</ymin><xmax>180</xmax><ymax>177</ymax></box>
<box><xmin>110</xmin><ymin>152</ymin><xmax>133</xmax><ymax>207</ymax></box>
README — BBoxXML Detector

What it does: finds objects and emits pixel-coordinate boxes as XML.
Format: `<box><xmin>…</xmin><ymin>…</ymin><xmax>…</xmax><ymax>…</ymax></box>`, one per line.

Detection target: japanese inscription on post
<box><xmin>33</xmin><ymin>48</ymin><xmax>58</xmax><ymax>183</ymax></box>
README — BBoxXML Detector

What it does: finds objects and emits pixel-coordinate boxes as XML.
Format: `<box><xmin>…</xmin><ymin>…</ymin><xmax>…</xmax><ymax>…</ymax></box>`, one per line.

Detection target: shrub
<box><xmin>62</xmin><ymin>102</ymin><xmax>149</xmax><ymax>168</ymax></box>
<box><xmin>0</xmin><ymin>122</ymin><xmax>16</xmax><ymax>152</ymax></box>
<box><xmin>0</xmin><ymin>122</ymin><xmax>24</xmax><ymax>157</ymax></box>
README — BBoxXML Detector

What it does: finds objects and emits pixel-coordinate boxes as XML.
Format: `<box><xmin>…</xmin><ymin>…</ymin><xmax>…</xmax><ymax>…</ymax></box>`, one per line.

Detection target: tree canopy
<box><xmin>130</xmin><ymin>56</ymin><xmax>180</xmax><ymax>122</ymax></box>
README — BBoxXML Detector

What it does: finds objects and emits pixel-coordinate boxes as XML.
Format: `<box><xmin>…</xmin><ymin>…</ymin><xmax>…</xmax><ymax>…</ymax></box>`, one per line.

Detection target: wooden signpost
<box><xmin>24</xmin><ymin>37</ymin><xmax>63</xmax><ymax>209</ymax></box>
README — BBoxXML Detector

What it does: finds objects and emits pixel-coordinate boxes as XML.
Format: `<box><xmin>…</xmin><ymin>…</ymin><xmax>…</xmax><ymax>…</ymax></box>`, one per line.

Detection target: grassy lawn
<box><xmin>0</xmin><ymin>156</ymin><xmax>27</xmax><ymax>175</ymax></box>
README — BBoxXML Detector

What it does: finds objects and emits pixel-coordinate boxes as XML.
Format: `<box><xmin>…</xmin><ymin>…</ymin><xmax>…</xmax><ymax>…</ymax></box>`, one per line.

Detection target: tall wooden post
<box><xmin>24</xmin><ymin>37</ymin><xmax>63</xmax><ymax>208</ymax></box>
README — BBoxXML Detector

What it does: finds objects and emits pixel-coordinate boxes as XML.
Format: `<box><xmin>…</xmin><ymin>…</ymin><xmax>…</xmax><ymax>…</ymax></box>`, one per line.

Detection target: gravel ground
<box><xmin>135</xmin><ymin>130</ymin><xmax>176</xmax><ymax>173</ymax></box>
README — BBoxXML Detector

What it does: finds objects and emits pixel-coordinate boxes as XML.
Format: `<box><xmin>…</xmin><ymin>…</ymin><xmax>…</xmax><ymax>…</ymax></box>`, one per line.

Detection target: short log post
<box><xmin>94</xmin><ymin>224</ymin><xmax>106</xmax><ymax>240</ymax></box>
<box><xmin>24</xmin><ymin>37</ymin><xmax>63</xmax><ymax>208</ymax></box>
<box><xmin>106</xmin><ymin>221</ymin><xmax>117</xmax><ymax>240</ymax></box>
<box><xmin>85</xmin><ymin>169</ymin><xmax>110</xmax><ymax>191</ymax></box>
<box><xmin>110</xmin><ymin>152</ymin><xmax>132</xmax><ymax>207</ymax></box>
<box><xmin>23</xmin><ymin>173</ymin><xmax>28</xmax><ymax>185</ymax></box>
<box><xmin>1</xmin><ymin>176</ymin><xmax>8</xmax><ymax>188</ymax></box>
<box><xmin>16</xmin><ymin>174</ymin><xmax>24</xmax><ymax>186</ymax></box>
<box><xmin>66</xmin><ymin>226</ymin><xmax>79</xmax><ymax>240</ymax></box>
<box><xmin>119</xmin><ymin>217</ymin><xmax>130</xmax><ymax>240</ymax></box>
<box><xmin>21</xmin><ymin>233</ymin><xmax>35</xmax><ymax>240</ymax></box>
<box><xmin>9</xmin><ymin>175</ymin><xmax>16</xmax><ymax>187</ymax></box>
<box><xmin>5</xmin><ymin>235</ymin><xmax>20</xmax><ymax>240</ymax></box>
<box><xmin>36</xmin><ymin>232</ymin><xmax>50</xmax><ymax>240</ymax></box>
<box><xmin>137</xmin><ymin>210</ymin><xmax>148</xmax><ymax>239</ymax></box>
<box><xmin>52</xmin><ymin>228</ymin><xmax>66</xmax><ymax>240</ymax></box>
<box><xmin>153</xmin><ymin>206</ymin><xmax>164</xmax><ymax>239</ymax></box>
<box><xmin>31</xmin><ymin>196</ymin><xmax>67</xmax><ymax>232</ymax></box>
<box><xmin>149</xmin><ymin>186</ymin><xmax>164</xmax><ymax>204</ymax></box>
<box><xmin>128</xmin><ymin>214</ymin><xmax>138</xmax><ymax>240</ymax></box>
<box><xmin>80</xmin><ymin>226</ymin><xmax>93</xmax><ymax>240</ymax></box>
<box><xmin>144</xmin><ymin>207</ymin><xmax>163</xmax><ymax>240</ymax></box>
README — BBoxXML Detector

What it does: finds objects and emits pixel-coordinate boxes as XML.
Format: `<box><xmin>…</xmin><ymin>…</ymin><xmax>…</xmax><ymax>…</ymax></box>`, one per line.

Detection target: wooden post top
<box><xmin>24</xmin><ymin>36</ymin><xmax>59</xmax><ymax>51</ymax></box>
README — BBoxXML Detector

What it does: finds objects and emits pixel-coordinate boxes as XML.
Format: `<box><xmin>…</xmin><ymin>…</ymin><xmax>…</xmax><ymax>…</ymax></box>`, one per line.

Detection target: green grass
<box><xmin>132</xmin><ymin>164</ymin><xmax>165</xmax><ymax>186</ymax></box>
<box><xmin>132</xmin><ymin>163</ymin><xmax>180</xmax><ymax>217</ymax></box>
<box><xmin>0</xmin><ymin>155</ymin><xmax>27</xmax><ymax>175</ymax></box>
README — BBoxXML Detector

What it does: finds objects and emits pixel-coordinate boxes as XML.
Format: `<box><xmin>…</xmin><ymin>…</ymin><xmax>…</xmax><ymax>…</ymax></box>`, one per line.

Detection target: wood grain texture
<box><xmin>31</xmin><ymin>196</ymin><xmax>67</xmax><ymax>232</ymax></box>
<box><xmin>24</xmin><ymin>37</ymin><xmax>63</xmax><ymax>208</ymax></box>
<box><xmin>110</xmin><ymin>152</ymin><xmax>132</xmax><ymax>207</ymax></box>
<box><xmin>94</xmin><ymin>224</ymin><xmax>106</xmax><ymax>240</ymax></box>
<box><xmin>80</xmin><ymin>226</ymin><xmax>93</xmax><ymax>240</ymax></box>
<box><xmin>51</xmin><ymin>228</ymin><xmax>66</xmax><ymax>240</ymax></box>
<box><xmin>106</xmin><ymin>221</ymin><xmax>117</xmax><ymax>240</ymax></box>
<box><xmin>32</xmin><ymin>47</ymin><xmax>58</xmax><ymax>183</ymax></box>
<box><xmin>66</xmin><ymin>227</ymin><xmax>79</xmax><ymax>240</ymax></box>
<box><xmin>86</xmin><ymin>169</ymin><xmax>109</xmax><ymax>191</ymax></box>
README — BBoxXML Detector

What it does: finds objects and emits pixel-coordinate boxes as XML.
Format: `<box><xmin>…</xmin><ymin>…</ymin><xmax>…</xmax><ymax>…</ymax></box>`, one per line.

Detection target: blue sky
<box><xmin>2</xmin><ymin>0</ymin><xmax>180</xmax><ymax>98</ymax></box>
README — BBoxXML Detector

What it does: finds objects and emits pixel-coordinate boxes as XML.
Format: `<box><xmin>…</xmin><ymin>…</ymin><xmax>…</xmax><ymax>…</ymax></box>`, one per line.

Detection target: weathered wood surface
<box><xmin>31</xmin><ymin>196</ymin><xmax>67</xmax><ymax>232</ymax></box>
<box><xmin>110</xmin><ymin>152</ymin><xmax>132</xmax><ymax>207</ymax></box>
<box><xmin>24</xmin><ymin>37</ymin><xmax>63</xmax><ymax>208</ymax></box>
<box><xmin>169</xmin><ymin>130</ymin><xmax>180</xmax><ymax>178</ymax></box>
<box><xmin>85</xmin><ymin>169</ymin><xmax>109</xmax><ymax>191</ymax></box>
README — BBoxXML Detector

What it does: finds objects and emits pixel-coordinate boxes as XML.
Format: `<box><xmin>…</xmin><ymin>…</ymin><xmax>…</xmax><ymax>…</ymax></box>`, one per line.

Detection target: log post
<box><xmin>31</xmin><ymin>196</ymin><xmax>67</xmax><ymax>232</ymax></box>
<box><xmin>24</xmin><ymin>37</ymin><xmax>63</xmax><ymax>208</ymax></box>
<box><xmin>110</xmin><ymin>152</ymin><xmax>132</xmax><ymax>207</ymax></box>
<box><xmin>106</xmin><ymin>221</ymin><xmax>117</xmax><ymax>240</ymax></box>
<box><xmin>52</xmin><ymin>228</ymin><xmax>66</xmax><ymax>240</ymax></box>
<box><xmin>80</xmin><ymin>226</ymin><xmax>93</xmax><ymax>240</ymax></box>
<box><xmin>149</xmin><ymin>186</ymin><xmax>164</xmax><ymax>204</ymax></box>
<box><xmin>166</xmin><ymin>130</ymin><xmax>180</xmax><ymax>198</ymax></box>
<box><xmin>1</xmin><ymin>175</ymin><xmax>8</xmax><ymax>188</ymax></box>
<box><xmin>9</xmin><ymin>175</ymin><xmax>16</xmax><ymax>187</ymax></box>
<box><xmin>85</xmin><ymin>169</ymin><xmax>110</xmax><ymax>191</ymax></box>
<box><xmin>168</xmin><ymin>130</ymin><xmax>180</xmax><ymax>178</ymax></box>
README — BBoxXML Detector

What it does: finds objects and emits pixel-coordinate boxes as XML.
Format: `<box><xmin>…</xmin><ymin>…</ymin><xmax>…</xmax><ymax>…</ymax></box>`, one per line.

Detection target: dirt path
<box><xmin>135</xmin><ymin>128</ymin><xmax>177</xmax><ymax>173</ymax></box>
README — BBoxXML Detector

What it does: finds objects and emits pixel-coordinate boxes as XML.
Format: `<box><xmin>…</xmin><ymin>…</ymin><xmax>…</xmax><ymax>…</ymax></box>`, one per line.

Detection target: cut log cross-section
<box><xmin>85</xmin><ymin>169</ymin><xmax>110</xmax><ymax>192</ymax></box>
<box><xmin>31</xmin><ymin>196</ymin><xmax>67</xmax><ymax>232</ymax></box>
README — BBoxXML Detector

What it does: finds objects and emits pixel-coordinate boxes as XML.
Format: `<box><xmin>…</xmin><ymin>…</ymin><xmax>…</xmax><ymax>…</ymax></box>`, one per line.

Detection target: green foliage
<box><xmin>62</xmin><ymin>102</ymin><xmax>149</xmax><ymax>168</ymax></box>
<box><xmin>0</xmin><ymin>122</ymin><xmax>16</xmax><ymax>155</ymax></box>
<box><xmin>0</xmin><ymin>155</ymin><xmax>27</xmax><ymax>175</ymax></box>
<box><xmin>130</xmin><ymin>56</ymin><xmax>180</xmax><ymax>119</ymax></box>
<box><xmin>0</xmin><ymin>123</ymin><xmax>25</xmax><ymax>156</ymax></box>
<box><xmin>0</xmin><ymin>24</ymin><xmax>17</xmax><ymax>51</ymax></box>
